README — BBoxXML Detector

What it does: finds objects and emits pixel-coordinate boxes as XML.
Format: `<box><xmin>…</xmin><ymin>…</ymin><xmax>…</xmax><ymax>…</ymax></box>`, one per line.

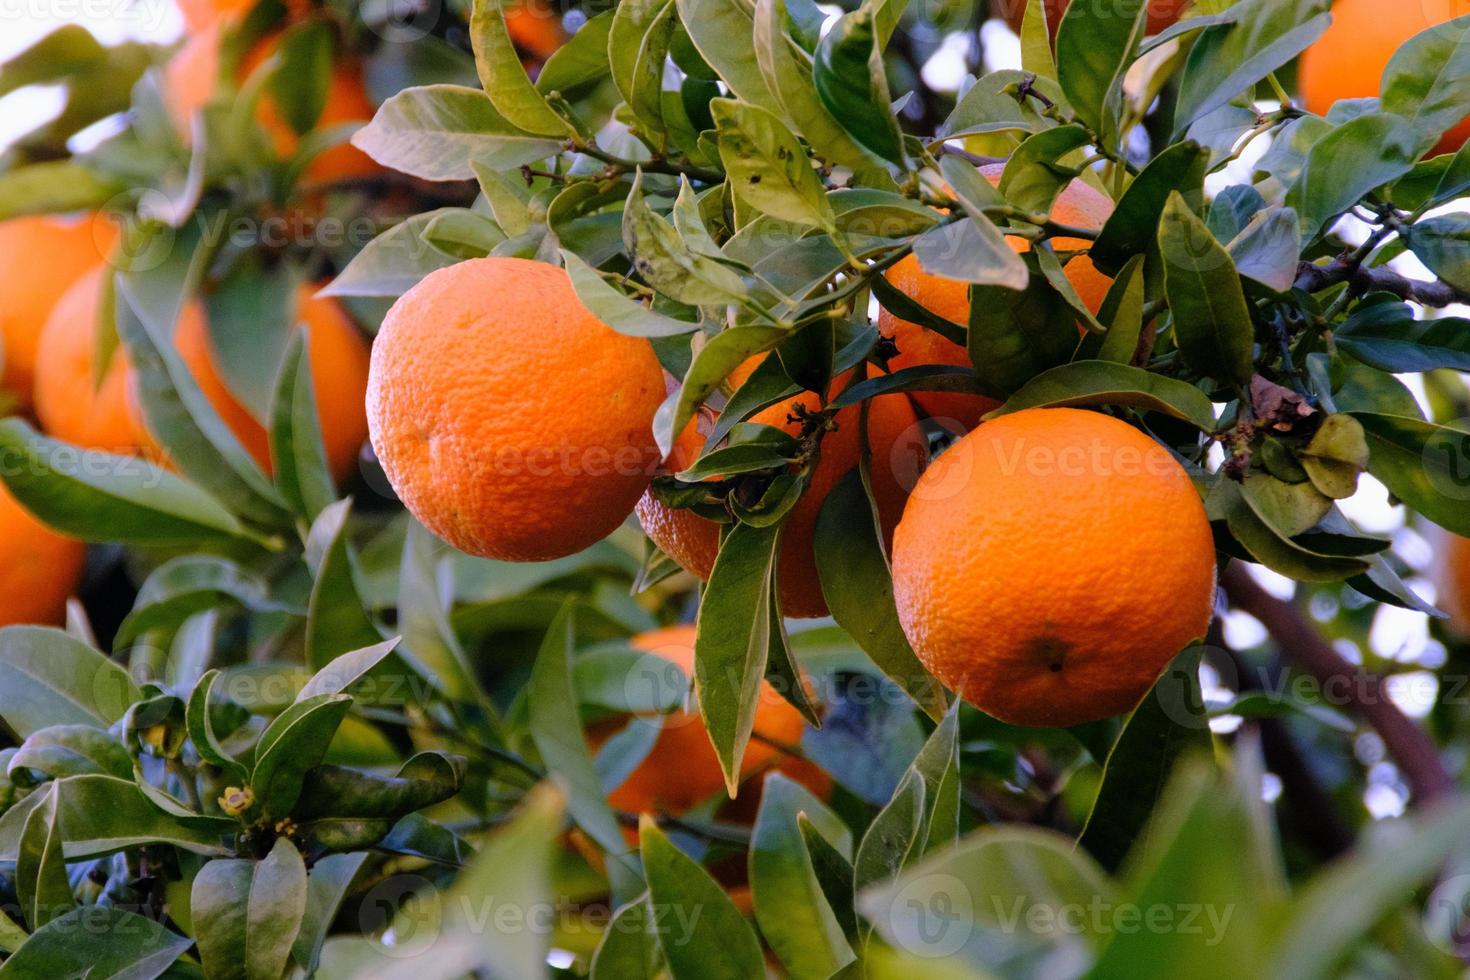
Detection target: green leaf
<box><xmin>1226</xmin><ymin>207</ymin><xmax>1301</xmax><ymax>293</ymax></box>
<box><xmin>1212</xmin><ymin>479</ymin><xmax>1371</xmax><ymax>581</ymax></box>
<box><xmin>352</xmin><ymin>85</ymin><xmax>563</xmax><ymax>180</ymax></box>
<box><xmin>753</xmin><ymin>0</ymin><xmax>888</xmax><ymax>178</ymax></box>
<box><xmin>528</xmin><ymin>602</ymin><xmax>642</xmax><ymax>899</ymax></box>
<box><xmin>1351</xmin><ymin>412</ymin><xmax>1470</xmax><ymax>537</ymax></box>
<box><xmin>1077</xmin><ymin>648</ymin><xmax>1212</xmax><ymax>873</ymax></box>
<box><xmin>1173</xmin><ymin>0</ymin><xmax>1331</xmax><ymax>134</ymax></box>
<box><xmin>560</xmin><ymin>249</ymin><xmax>699</xmax><ymax>338</ymax></box>
<box><xmin>17</xmin><ymin>785</ymin><xmax>74</xmax><ymax>930</ymax></box>
<box><xmin>293</xmin><ymin>754</ymin><xmax>464</xmax><ymax>852</ymax></box>
<box><xmin>694</xmin><ymin>520</ymin><xmax>781</xmax><ymax>794</ymax></box>
<box><xmin>537</xmin><ymin>10</ymin><xmax>614</xmax><ymax>94</ymax></box>
<box><xmin>293</xmin><ymin>853</ymin><xmax>367</xmax><ymax>975</ymax></box>
<box><xmin>814</xmin><ymin>470</ymin><xmax>947</xmax><ymax>719</ymax></box>
<box><xmin>999</xmin><ymin>125</ymin><xmax>1094</xmax><ymax>214</ymax></box>
<box><xmin>1335</xmin><ymin>298</ymin><xmax>1470</xmax><ymax>373</ymax></box>
<box><xmin>322</xmin><ymin>210</ymin><xmax>467</xmax><ymax>297</ymax></box>
<box><xmin>967</xmin><ymin>278</ymin><xmax>1084</xmax><ymax>398</ymax></box>
<box><xmin>989</xmin><ymin>360</ymin><xmax>1216</xmax><ymax>431</ymax></box>
<box><xmin>1287</xmin><ymin>113</ymin><xmax>1421</xmax><ymax>242</ymax></box>
<box><xmin>269</xmin><ymin>327</ymin><xmax>337</xmax><ymax>522</ymax></box>
<box><xmin>297</xmin><ymin>638</ymin><xmax>400</xmax><ymax>702</ymax></box>
<box><xmin>192</xmin><ymin>837</ymin><xmax>308</xmax><ymax>980</ymax></box>
<box><xmin>1088</xmin><ymin>757</ymin><xmax>1285</xmax><ymax>979</ymax></box>
<box><xmin>0</xmin><ymin>907</ymin><xmax>193</xmax><ymax>979</ymax></box>
<box><xmin>641</xmin><ymin>818</ymin><xmax>766</xmax><ymax>979</ymax></box>
<box><xmin>0</xmin><ymin>626</ymin><xmax>140</xmax><ymax>738</ymax></box>
<box><xmin>623</xmin><ymin>171</ymin><xmax>750</xmax><ymax>306</ymax></box>
<box><xmin>912</xmin><ymin>217</ymin><xmax>1028</xmax><ymax>288</ymax></box>
<box><xmin>1405</xmin><ymin>213</ymin><xmax>1470</xmax><ymax>293</ymax></box>
<box><xmin>0</xmin><ymin>775</ymin><xmax>231</xmax><ymax>860</ymax></box>
<box><xmin>859</xmin><ymin>825</ymin><xmax>1113</xmax><ymax>972</ymax></box>
<box><xmin>396</xmin><ymin>521</ymin><xmax>485</xmax><ymax>702</ymax></box>
<box><xmin>1090</xmin><ymin>141</ymin><xmax>1209</xmax><ymax>276</ymax></box>
<box><xmin>250</xmin><ymin>694</ymin><xmax>353</xmax><ymax>820</ymax></box>
<box><xmin>654</xmin><ymin>324</ymin><xmax>788</xmax><ymax>456</ymax></box>
<box><xmin>9</xmin><ymin>725</ymin><xmax>131</xmax><ymax>783</ymax></box>
<box><xmin>114</xmin><ymin>279</ymin><xmax>289</xmax><ymax>529</ymax></box>
<box><xmin>1020</xmin><ymin>0</ymin><xmax>1056</xmax><ymax>78</ymax></box>
<box><xmin>1380</xmin><ymin>14</ymin><xmax>1470</xmax><ymax>155</ymax></box>
<box><xmin>1269</xmin><ymin>797</ymin><xmax>1470</xmax><ymax>979</ymax></box>
<box><xmin>1055</xmin><ymin>0</ymin><xmax>1148</xmax><ymax>149</ymax></box>
<box><xmin>813</xmin><ymin>9</ymin><xmax>906</xmax><ymax>167</ymax></box>
<box><xmin>712</xmin><ymin>98</ymin><xmax>836</xmax><ymax>230</ymax></box>
<box><xmin>628</xmin><ymin>0</ymin><xmax>679</xmax><ymax>142</ymax></box>
<box><xmin>1158</xmin><ymin>192</ymin><xmax>1254</xmax><ymax>388</ymax></box>
<box><xmin>304</xmin><ymin>500</ymin><xmax>384</xmax><ymax>670</ymax></box>
<box><xmin>591</xmin><ymin>899</ymin><xmax>664</xmax><ymax>979</ymax></box>
<box><xmin>750</xmin><ymin>773</ymin><xmax>856</xmax><ymax>979</ymax></box>
<box><xmin>0</xmin><ymin>418</ymin><xmax>248</xmax><ymax>546</ymax></box>
<box><xmin>185</xmin><ymin>670</ymin><xmax>250</xmax><ymax>785</ymax></box>
<box><xmin>469</xmin><ymin>0</ymin><xmax>573</xmax><ymax>136</ymax></box>
<box><xmin>1095</xmin><ymin>254</ymin><xmax>1147</xmax><ymax>363</ymax></box>
<box><xmin>0</xmin><ymin>161</ymin><xmax>121</xmax><ymax>221</ymax></box>
<box><xmin>114</xmin><ymin>556</ymin><xmax>285</xmax><ymax>650</ymax></box>
<box><xmin>854</xmin><ymin>706</ymin><xmax>960</xmax><ymax>896</ymax></box>
<box><xmin>675</xmin><ymin>0</ymin><xmax>783</xmax><ymax>116</ymax></box>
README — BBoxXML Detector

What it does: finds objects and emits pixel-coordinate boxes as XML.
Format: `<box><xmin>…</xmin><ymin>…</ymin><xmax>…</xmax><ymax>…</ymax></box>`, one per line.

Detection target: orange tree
<box><xmin>1</xmin><ymin>0</ymin><xmax>1470</xmax><ymax>976</ymax></box>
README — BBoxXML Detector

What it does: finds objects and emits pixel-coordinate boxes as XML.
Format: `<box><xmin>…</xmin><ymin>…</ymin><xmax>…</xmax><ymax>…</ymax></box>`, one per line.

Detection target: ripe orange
<box><xmin>0</xmin><ymin>215</ymin><xmax>116</xmax><ymax>409</ymax></box>
<box><xmin>636</xmin><ymin>365</ymin><xmax>929</xmax><ymax>618</ymax></box>
<box><xmin>129</xmin><ymin>284</ymin><xmax>370</xmax><ymax>482</ymax></box>
<box><xmin>34</xmin><ymin>266</ymin><xmax>142</xmax><ymax>455</ymax></box>
<box><xmin>166</xmin><ymin>25</ymin><xmax>380</xmax><ymax>184</ymax></box>
<box><xmin>1301</xmin><ymin>0</ymin><xmax>1470</xmax><ymax>156</ymax></box>
<box><xmin>1429</xmin><ymin>527</ymin><xmax>1470</xmax><ymax>636</ymax></box>
<box><xmin>996</xmin><ymin>0</ymin><xmax>1186</xmax><ymax>36</ymax></box>
<box><xmin>891</xmin><ymin>407</ymin><xmax>1215</xmax><ymax>728</ymax></box>
<box><xmin>600</xmin><ymin>624</ymin><xmax>829</xmax><ymax>815</ymax></box>
<box><xmin>0</xmin><ymin>484</ymin><xmax>85</xmax><ymax>628</ymax></box>
<box><xmin>367</xmin><ymin>257</ymin><xmax>666</xmax><ymax>562</ymax></box>
<box><xmin>879</xmin><ymin>165</ymin><xmax>1112</xmax><ymax>428</ymax></box>
<box><xmin>176</xmin><ymin>0</ymin><xmax>253</xmax><ymax>30</ymax></box>
<box><xmin>634</xmin><ymin>412</ymin><xmax>725</xmax><ymax>583</ymax></box>
<box><xmin>505</xmin><ymin>0</ymin><xmax>567</xmax><ymax>61</ymax></box>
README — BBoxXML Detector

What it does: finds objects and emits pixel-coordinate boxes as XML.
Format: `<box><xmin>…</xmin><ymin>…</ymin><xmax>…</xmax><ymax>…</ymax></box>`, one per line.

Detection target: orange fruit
<box><xmin>177</xmin><ymin>0</ymin><xmax>254</xmax><ymax>30</ymax></box>
<box><xmin>0</xmin><ymin>484</ymin><xmax>85</xmax><ymax>627</ymax></box>
<box><xmin>129</xmin><ymin>284</ymin><xmax>369</xmax><ymax>482</ymax></box>
<box><xmin>636</xmin><ymin>366</ymin><xmax>929</xmax><ymax>618</ymax></box>
<box><xmin>891</xmin><ymin>407</ymin><xmax>1216</xmax><ymax>728</ymax></box>
<box><xmin>599</xmin><ymin>624</ymin><xmax>829</xmax><ymax>815</ymax></box>
<box><xmin>166</xmin><ymin>25</ymin><xmax>380</xmax><ymax>183</ymax></box>
<box><xmin>34</xmin><ymin>266</ymin><xmax>142</xmax><ymax>455</ymax></box>
<box><xmin>879</xmin><ymin>165</ymin><xmax>1112</xmax><ymax>428</ymax></box>
<box><xmin>1428</xmin><ymin>526</ymin><xmax>1470</xmax><ymax>636</ymax></box>
<box><xmin>1300</xmin><ymin>0</ymin><xmax>1470</xmax><ymax>156</ymax></box>
<box><xmin>996</xmin><ymin>0</ymin><xmax>1187</xmax><ymax>36</ymax></box>
<box><xmin>367</xmin><ymin>256</ymin><xmax>666</xmax><ymax>562</ymax></box>
<box><xmin>0</xmin><ymin>215</ymin><xmax>116</xmax><ymax>409</ymax></box>
<box><xmin>506</xmin><ymin>0</ymin><xmax>567</xmax><ymax>60</ymax></box>
<box><xmin>634</xmin><ymin>412</ymin><xmax>725</xmax><ymax>583</ymax></box>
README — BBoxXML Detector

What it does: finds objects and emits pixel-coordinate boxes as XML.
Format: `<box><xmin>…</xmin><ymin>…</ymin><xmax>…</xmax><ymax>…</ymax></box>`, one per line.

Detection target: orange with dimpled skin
<box><xmin>367</xmin><ymin>257</ymin><xmax>666</xmax><ymax>562</ymax></box>
<box><xmin>892</xmin><ymin>407</ymin><xmax>1216</xmax><ymax>728</ymax></box>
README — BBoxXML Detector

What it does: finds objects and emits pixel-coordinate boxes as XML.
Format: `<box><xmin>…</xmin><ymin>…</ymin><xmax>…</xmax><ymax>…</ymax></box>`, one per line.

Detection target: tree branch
<box><xmin>1220</xmin><ymin>562</ymin><xmax>1455</xmax><ymax>805</ymax></box>
<box><xmin>1295</xmin><ymin>256</ymin><xmax>1470</xmax><ymax>309</ymax></box>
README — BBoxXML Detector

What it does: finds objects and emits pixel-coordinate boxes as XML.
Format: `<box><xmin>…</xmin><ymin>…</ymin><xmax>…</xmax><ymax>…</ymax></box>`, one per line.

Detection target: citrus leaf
<box><xmin>1158</xmin><ymin>192</ymin><xmax>1254</xmax><ymax>388</ymax></box>
<box><xmin>469</xmin><ymin>0</ymin><xmax>573</xmax><ymax>136</ymax></box>
<box><xmin>192</xmin><ymin>837</ymin><xmax>308</xmax><ymax>980</ymax></box>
